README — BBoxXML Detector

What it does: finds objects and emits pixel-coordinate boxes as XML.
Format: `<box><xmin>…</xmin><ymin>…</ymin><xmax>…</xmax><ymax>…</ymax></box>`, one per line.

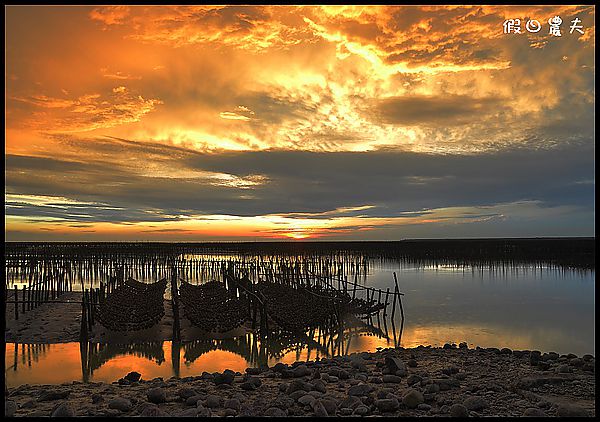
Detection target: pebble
<box><xmin>339</xmin><ymin>407</ymin><xmax>353</xmax><ymax>416</ymax></box>
<box><xmin>264</xmin><ymin>407</ymin><xmax>286</xmax><ymax>417</ymax></box>
<box><xmin>38</xmin><ymin>390</ymin><xmax>70</xmax><ymax>401</ymax></box>
<box><xmin>224</xmin><ymin>398</ymin><xmax>241</xmax><ymax>411</ymax></box>
<box><xmin>147</xmin><ymin>387</ymin><xmax>167</xmax><ymax>404</ymax></box>
<box><xmin>205</xmin><ymin>394</ymin><xmax>221</xmax><ymax>408</ymax></box>
<box><xmin>312</xmin><ymin>400</ymin><xmax>328</xmax><ymax>417</ymax></box>
<box><xmin>91</xmin><ymin>394</ymin><xmax>103</xmax><ymax>404</ymax></box>
<box><xmin>140</xmin><ymin>404</ymin><xmax>169</xmax><ymax>417</ymax></box>
<box><xmin>185</xmin><ymin>395</ymin><xmax>202</xmax><ymax>406</ymax></box>
<box><xmin>293</xmin><ymin>364</ymin><xmax>310</xmax><ymax>378</ymax></box>
<box><xmin>178</xmin><ymin>408</ymin><xmax>199</xmax><ymax>417</ymax></box>
<box><xmin>320</xmin><ymin>397</ymin><xmax>338</xmax><ymax>415</ymax></box>
<box><xmin>523</xmin><ymin>408</ymin><xmax>547</xmax><ymax>417</ymax></box>
<box><xmin>196</xmin><ymin>405</ymin><xmax>211</xmax><ymax>417</ymax></box>
<box><xmin>108</xmin><ymin>397</ymin><xmax>132</xmax><ymax>412</ymax></box>
<box><xmin>5</xmin><ymin>400</ymin><xmax>17</xmax><ymax>417</ymax></box>
<box><xmin>223</xmin><ymin>408</ymin><xmax>238</xmax><ymax>416</ymax></box>
<box><xmin>463</xmin><ymin>396</ymin><xmax>488</xmax><ymax>411</ymax></box>
<box><xmin>375</xmin><ymin>397</ymin><xmax>399</xmax><ymax>412</ymax></box>
<box><xmin>347</xmin><ymin>383</ymin><xmax>373</xmax><ymax>396</ymax></box>
<box><xmin>178</xmin><ymin>387</ymin><xmax>196</xmax><ymax>400</ymax></box>
<box><xmin>298</xmin><ymin>394</ymin><xmax>315</xmax><ymax>406</ymax></box>
<box><xmin>556</xmin><ymin>365</ymin><xmax>573</xmax><ymax>373</ymax></box>
<box><xmin>402</xmin><ymin>389</ymin><xmax>424</xmax><ymax>409</ymax></box>
<box><xmin>382</xmin><ymin>374</ymin><xmax>402</xmax><ymax>383</ymax></box>
<box><xmin>450</xmin><ymin>403</ymin><xmax>469</xmax><ymax>417</ymax></box>
<box><xmin>312</xmin><ymin>379</ymin><xmax>327</xmax><ymax>393</ymax></box>
<box><xmin>124</xmin><ymin>371</ymin><xmax>141</xmax><ymax>383</ymax></box>
<box><xmin>556</xmin><ymin>404</ymin><xmax>589</xmax><ymax>417</ymax></box>
<box><xmin>51</xmin><ymin>402</ymin><xmax>75</xmax><ymax>417</ymax></box>
<box><xmin>213</xmin><ymin>372</ymin><xmax>235</xmax><ymax>385</ymax></box>
<box><xmin>353</xmin><ymin>405</ymin><xmax>370</xmax><ymax>416</ymax></box>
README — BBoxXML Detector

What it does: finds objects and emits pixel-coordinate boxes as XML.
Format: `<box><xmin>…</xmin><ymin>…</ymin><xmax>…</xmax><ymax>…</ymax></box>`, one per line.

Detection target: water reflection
<box><xmin>4</xmin><ymin>259</ymin><xmax>595</xmax><ymax>387</ymax></box>
<box><xmin>5</xmin><ymin>322</ymin><xmax>395</xmax><ymax>387</ymax></box>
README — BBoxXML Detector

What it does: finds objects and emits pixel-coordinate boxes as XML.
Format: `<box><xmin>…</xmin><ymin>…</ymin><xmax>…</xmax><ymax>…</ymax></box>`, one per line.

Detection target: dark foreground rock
<box><xmin>4</xmin><ymin>346</ymin><xmax>595</xmax><ymax>417</ymax></box>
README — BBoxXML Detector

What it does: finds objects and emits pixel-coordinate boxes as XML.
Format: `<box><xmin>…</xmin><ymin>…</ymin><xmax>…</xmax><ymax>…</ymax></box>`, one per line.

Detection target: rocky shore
<box><xmin>5</xmin><ymin>344</ymin><xmax>595</xmax><ymax>417</ymax></box>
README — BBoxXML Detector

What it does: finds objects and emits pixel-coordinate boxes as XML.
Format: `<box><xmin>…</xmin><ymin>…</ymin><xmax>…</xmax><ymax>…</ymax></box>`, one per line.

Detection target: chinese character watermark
<box><xmin>569</xmin><ymin>17</ymin><xmax>584</xmax><ymax>35</ymax></box>
<box><xmin>503</xmin><ymin>15</ymin><xmax>585</xmax><ymax>39</ymax></box>
<box><xmin>525</xmin><ymin>19</ymin><xmax>541</xmax><ymax>33</ymax></box>
<box><xmin>548</xmin><ymin>16</ymin><xmax>562</xmax><ymax>36</ymax></box>
<box><xmin>503</xmin><ymin>18</ymin><xmax>521</xmax><ymax>34</ymax></box>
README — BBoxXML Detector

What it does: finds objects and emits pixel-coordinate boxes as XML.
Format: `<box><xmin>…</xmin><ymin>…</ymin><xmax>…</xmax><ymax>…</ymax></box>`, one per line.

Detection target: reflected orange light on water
<box><xmin>4</xmin><ymin>319</ymin><xmax>583</xmax><ymax>387</ymax></box>
<box><xmin>180</xmin><ymin>349</ymin><xmax>249</xmax><ymax>375</ymax></box>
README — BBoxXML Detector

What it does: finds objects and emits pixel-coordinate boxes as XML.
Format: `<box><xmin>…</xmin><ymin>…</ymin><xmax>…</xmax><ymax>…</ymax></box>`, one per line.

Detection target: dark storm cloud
<box><xmin>372</xmin><ymin>95</ymin><xmax>504</xmax><ymax>126</ymax></box>
<box><xmin>5</xmin><ymin>136</ymin><xmax>594</xmax><ymax>225</ymax></box>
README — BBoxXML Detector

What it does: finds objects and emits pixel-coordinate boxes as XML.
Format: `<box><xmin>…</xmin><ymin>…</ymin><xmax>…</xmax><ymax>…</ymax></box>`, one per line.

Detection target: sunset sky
<box><xmin>5</xmin><ymin>5</ymin><xmax>595</xmax><ymax>241</ymax></box>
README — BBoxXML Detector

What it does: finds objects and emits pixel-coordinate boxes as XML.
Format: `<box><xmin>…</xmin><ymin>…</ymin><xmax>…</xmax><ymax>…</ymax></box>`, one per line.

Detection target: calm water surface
<box><xmin>5</xmin><ymin>261</ymin><xmax>595</xmax><ymax>387</ymax></box>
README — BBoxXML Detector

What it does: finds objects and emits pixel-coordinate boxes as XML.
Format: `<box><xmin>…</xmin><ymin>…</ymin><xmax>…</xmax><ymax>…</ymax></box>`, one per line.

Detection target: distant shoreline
<box><xmin>6</xmin><ymin>237</ymin><xmax>595</xmax><ymax>270</ymax></box>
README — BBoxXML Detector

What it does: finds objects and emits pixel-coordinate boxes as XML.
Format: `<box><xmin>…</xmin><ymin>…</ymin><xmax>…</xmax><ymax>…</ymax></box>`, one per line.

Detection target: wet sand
<box><xmin>4</xmin><ymin>345</ymin><xmax>595</xmax><ymax>417</ymax></box>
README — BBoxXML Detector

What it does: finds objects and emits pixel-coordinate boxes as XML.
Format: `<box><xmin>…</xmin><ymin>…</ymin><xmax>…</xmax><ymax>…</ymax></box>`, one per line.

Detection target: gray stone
<box><xmin>312</xmin><ymin>400</ymin><xmax>329</xmax><ymax>417</ymax></box>
<box><xmin>339</xmin><ymin>395</ymin><xmax>363</xmax><ymax>410</ymax></box>
<box><xmin>264</xmin><ymin>407</ymin><xmax>287</xmax><ymax>417</ymax></box>
<box><xmin>348</xmin><ymin>383</ymin><xmax>373</xmax><ymax>396</ymax></box>
<box><xmin>140</xmin><ymin>404</ymin><xmax>169</xmax><ymax>417</ymax></box>
<box><xmin>224</xmin><ymin>398</ymin><xmax>241</xmax><ymax>411</ymax></box>
<box><xmin>185</xmin><ymin>395</ymin><xmax>202</xmax><ymax>406</ymax></box>
<box><xmin>287</xmin><ymin>379</ymin><xmax>313</xmax><ymax>394</ymax></box>
<box><xmin>382</xmin><ymin>374</ymin><xmax>402</xmax><ymax>383</ymax></box>
<box><xmin>425</xmin><ymin>383</ymin><xmax>440</xmax><ymax>393</ymax></box>
<box><xmin>108</xmin><ymin>397</ymin><xmax>132</xmax><ymax>412</ymax></box>
<box><xmin>557</xmin><ymin>365</ymin><xmax>573</xmax><ymax>373</ymax></box>
<box><xmin>147</xmin><ymin>387</ymin><xmax>167</xmax><ymax>404</ymax></box>
<box><xmin>312</xmin><ymin>379</ymin><xmax>327</xmax><ymax>393</ymax></box>
<box><xmin>223</xmin><ymin>408</ymin><xmax>238</xmax><ymax>416</ymax></box>
<box><xmin>463</xmin><ymin>396</ymin><xmax>488</xmax><ymax>411</ymax></box>
<box><xmin>196</xmin><ymin>405</ymin><xmax>212</xmax><ymax>417</ymax></box>
<box><xmin>298</xmin><ymin>394</ymin><xmax>316</xmax><ymax>406</ymax></box>
<box><xmin>339</xmin><ymin>407</ymin><xmax>353</xmax><ymax>416</ymax></box>
<box><xmin>293</xmin><ymin>364</ymin><xmax>310</xmax><ymax>377</ymax></box>
<box><xmin>205</xmin><ymin>394</ymin><xmax>221</xmax><ymax>408</ymax></box>
<box><xmin>91</xmin><ymin>394</ymin><xmax>103</xmax><ymax>404</ymax></box>
<box><xmin>213</xmin><ymin>371</ymin><xmax>235</xmax><ymax>385</ymax></box>
<box><xmin>450</xmin><ymin>404</ymin><xmax>469</xmax><ymax>417</ymax></box>
<box><xmin>124</xmin><ymin>371</ymin><xmax>141</xmax><ymax>382</ymax></box>
<box><xmin>39</xmin><ymin>390</ymin><xmax>70</xmax><ymax>402</ymax></box>
<box><xmin>353</xmin><ymin>405</ymin><xmax>370</xmax><ymax>416</ymax></box>
<box><xmin>523</xmin><ymin>408</ymin><xmax>547</xmax><ymax>417</ymax></box>
<box><xmin>21</xmin><ymin>399</ymin><xmax>36</xmax><ymax>409</ymax></box>
<box><xmin>178</xmin><ymin>408</ymin><xmax>199</xmax><ymax>417</ymax></box>
<box><xmin>402</xmin><ymin>389</ymin><xmax>424</xmax><ymax>409</ymax></box>
<box><xmin>51</xmin><ymin>402</ymin><xmax>75</xmax><ymax>417</ymax></box>
<box><xmin>385</xmin><ymin>356</ymin><xmax>406</xmax><ymax>373</ymax></box>
<box><xmin>320</xmin><ymin>398</ymin><xmax>338</xmax><ymax>415</ymax></box>
<box><xmin>5</xmin><ymin>400</ymin><xmax>17</xmax><ymax>417</ymax></box>
<box><xmin>556</xmin><ymin>404</ymin><xmax>589</xmax><ymax>417</ymax></box>
<box><xmin>289</xmin><ymin>390</ymin><xmax>308</xmax><ymax>401</ymax></box>
<box><xmin>272</xmin><ymin>363</ymin><xmax>287</xmax><ymax>373</ymax></box>
<box><xmin>246</xmin><ymin>367</ymin><xmax>262</xmax><ymax>375</ymax></box>
<box><xmin>375</xmin><ymin>398</ymin><xmax>399</xmax><ymax>412</ymax></box>
<box><xmin>582</xmin><ymin>354</ymin><xmax>594</xmax><ymax>361</ymax></box>
<box><xmin>178</xmin><ymin>387</ymin><xmax>197</xmax><ymax>400</ymax></box>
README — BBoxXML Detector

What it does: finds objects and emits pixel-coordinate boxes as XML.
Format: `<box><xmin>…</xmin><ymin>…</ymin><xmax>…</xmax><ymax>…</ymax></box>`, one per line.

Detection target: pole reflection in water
<box><xmin>5</xmin><ymin>320</ymin><xmax>397</xmax><ymax>388</ymax></box>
